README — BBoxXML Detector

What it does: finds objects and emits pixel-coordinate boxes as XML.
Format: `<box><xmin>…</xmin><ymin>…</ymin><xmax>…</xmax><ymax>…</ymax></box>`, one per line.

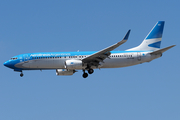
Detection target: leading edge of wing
<box><xmin>82</xmin><ymin>30</ymin><xmax>131</xmax><ymax>62</ymax></box>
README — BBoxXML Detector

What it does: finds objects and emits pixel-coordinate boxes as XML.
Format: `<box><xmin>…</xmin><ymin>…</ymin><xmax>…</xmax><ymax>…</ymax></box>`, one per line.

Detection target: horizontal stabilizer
<box><xmin>150</xmin><ymin>45</ymin><xmax>175</xmax><ymax>55</ymax></box>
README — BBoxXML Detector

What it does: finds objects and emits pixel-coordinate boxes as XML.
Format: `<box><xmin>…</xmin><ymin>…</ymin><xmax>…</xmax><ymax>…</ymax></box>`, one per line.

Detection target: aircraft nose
<box><xmin>4</xmin><ymin>61</ymin><xmax>11</xmax><ymax>67</ymax></box>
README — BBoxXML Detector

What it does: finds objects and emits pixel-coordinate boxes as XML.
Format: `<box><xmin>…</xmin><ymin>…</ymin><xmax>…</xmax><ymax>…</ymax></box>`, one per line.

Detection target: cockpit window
<box><xmin>11</xmin><ymin>57</ymin><xmax>18</xmax><ymax>60</ymax></box>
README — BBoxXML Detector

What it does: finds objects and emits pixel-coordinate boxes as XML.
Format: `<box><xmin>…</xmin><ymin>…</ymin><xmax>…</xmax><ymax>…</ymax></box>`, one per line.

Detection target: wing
<box><xmin>82</xmin><ymin>30</ymin><xmax>131</xmax><ymax>67</ymax></box>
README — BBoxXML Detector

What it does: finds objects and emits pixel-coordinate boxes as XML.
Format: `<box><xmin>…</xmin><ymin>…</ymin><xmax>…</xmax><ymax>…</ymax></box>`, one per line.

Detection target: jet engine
<box><xmin>56</xmin><ymin>69</ymin><xmax>74</xmax><ymax>76</ymax></box>
<box><xmin>65</xmin><ymin>60</ymin><xmax>85</xmax><ymax>69</ymax></box>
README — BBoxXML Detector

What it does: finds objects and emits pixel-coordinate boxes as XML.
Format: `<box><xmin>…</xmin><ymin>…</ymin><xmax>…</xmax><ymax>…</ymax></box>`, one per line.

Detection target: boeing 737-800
<box><xmin>4</xmin><ymin>21</ymin><xmax>175</xmax><ymax>78</ymax></box>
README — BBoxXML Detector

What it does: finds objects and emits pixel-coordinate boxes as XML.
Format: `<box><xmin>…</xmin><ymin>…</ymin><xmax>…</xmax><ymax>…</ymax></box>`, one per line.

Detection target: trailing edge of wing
<box><xmin>82</xmin><ymin>30</ymin><xmax>131</xmax><ymax>62</ymax></box>
<box><xmin>150</xmin><ymin>45</ymin><xmax>175</xmax><ymax>55</ymax></box>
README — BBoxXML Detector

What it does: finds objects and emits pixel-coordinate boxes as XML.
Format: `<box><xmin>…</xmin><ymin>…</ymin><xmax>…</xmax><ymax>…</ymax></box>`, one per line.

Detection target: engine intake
<box><xmin>65</xmin><ymin>60</ymin><xmax>85</xmax><ymax>69</ymax></box>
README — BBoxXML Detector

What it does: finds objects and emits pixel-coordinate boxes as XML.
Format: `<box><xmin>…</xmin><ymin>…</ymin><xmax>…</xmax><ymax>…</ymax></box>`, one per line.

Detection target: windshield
<box><xmin>11</xmin><ymin>57</ymin><xmax>18</xmax><ymax>60</ymax></box>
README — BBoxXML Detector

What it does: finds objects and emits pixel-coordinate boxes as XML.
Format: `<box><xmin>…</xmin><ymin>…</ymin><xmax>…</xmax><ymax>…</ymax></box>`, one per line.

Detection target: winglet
<box><xmin>123</xmin><ymin>29</ymin><xmax>131</xmax><ymax>40</ymax></box>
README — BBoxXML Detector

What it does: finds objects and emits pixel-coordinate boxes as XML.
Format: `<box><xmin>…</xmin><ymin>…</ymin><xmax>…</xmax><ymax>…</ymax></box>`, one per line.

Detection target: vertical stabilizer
<box><xmin>127</xmin><ymin>21</ymin><xmax>165</xmax><ymax>51</ymax></box>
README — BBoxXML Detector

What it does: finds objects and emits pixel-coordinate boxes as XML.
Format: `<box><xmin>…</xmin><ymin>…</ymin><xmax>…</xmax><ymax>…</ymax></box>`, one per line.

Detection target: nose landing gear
<box><xmin>20</xmin><ymin>72</ymin><xmax>24</xmax><ymax>77</ymax></box>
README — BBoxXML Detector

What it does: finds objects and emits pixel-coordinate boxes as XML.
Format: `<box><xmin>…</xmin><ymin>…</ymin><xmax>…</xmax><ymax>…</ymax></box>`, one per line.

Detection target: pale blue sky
<box><xmin>1</xmin><ymin>0</ymin><xmax>180</xmax><ymax>120</ymax></box>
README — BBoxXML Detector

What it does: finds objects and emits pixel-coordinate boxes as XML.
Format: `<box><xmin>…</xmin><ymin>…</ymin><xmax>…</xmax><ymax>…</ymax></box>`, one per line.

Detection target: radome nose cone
<box><xmin>4</xmin><ymin>60</ymin><xmax>15</xmax><ymax>69</ymax></box>
<box><xmin>4</xmin><ymin>61</ymin><xmax>10</xmax><ymax>67</ymax></box>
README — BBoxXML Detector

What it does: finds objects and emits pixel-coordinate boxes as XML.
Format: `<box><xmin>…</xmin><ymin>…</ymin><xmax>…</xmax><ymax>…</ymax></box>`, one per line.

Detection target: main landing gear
<box><xmin>82</xmin><ymin>69</ymin><xmax>94</xmax><ymax>78</ymax></box>
<box><xmin>88</xmin><ymin>69</ymin><xmax>94</xmax><ymax>74</ymax></box>
<box><xmin>83</xmin><ymin>72</ymin><xmax>88</xmax><ymax>78</ymax></box>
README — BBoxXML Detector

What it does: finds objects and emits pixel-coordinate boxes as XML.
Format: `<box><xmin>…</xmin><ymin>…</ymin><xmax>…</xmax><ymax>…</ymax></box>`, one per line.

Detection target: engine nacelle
<box><xmin>56</xmin><ymin>69</ymin><xmax>74</xmax><ymax>76</ymax></box>
<box><xmin>65</xmin><ymin>60</ymin><xmax>84</xmax><ymax>69</ymax></box>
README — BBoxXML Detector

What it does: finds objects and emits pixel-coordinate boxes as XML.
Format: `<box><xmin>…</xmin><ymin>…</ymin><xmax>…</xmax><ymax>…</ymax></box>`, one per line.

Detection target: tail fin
<box><xmin>127</xmin><ymin>21</ymin><xmax>165</xmax><ymax>51</ymax></box>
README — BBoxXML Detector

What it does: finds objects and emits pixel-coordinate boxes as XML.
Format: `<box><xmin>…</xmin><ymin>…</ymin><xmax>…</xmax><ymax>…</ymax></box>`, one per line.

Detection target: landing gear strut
<box><xmin>20</xmin><ymin>72</ymin><xmax>24</xmax><ymax>77</ymax></box>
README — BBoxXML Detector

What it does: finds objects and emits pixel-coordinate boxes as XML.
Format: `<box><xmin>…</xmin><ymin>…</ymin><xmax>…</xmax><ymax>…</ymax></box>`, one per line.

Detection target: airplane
<box><xmin>3</xmin><ymin>21</ymin><xmax>175</xmax><ymax>78</ymax></box>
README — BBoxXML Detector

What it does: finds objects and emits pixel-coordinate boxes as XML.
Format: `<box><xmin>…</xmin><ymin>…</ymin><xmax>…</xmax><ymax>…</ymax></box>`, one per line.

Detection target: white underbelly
<box><xmin>102</xmin><ymin>57</ymin><xmax>140</xmax><ymax>68</ymax></box>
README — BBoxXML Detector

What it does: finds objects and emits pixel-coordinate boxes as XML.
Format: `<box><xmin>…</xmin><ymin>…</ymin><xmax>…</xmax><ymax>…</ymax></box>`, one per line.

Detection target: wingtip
<box><xmin>169</xmin><ymin>45</ymin><xmax>176</xmax><ymax>48</ymax></box>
